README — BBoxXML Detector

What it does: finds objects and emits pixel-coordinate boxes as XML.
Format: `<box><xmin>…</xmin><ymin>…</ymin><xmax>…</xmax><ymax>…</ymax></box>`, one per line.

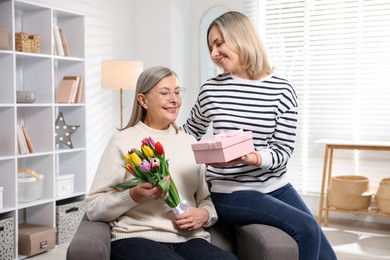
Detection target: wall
<box><xmin>29</xmin><ymin>0</ymin><xmax>245</xmax><ymax>190</ymax></box>
<box><xmin>131</xmin><ymin>0</ymin><xmax>245</xmax><ymax>125</ymax></box>
<box><xmin>31</xmin><ymin>0</ymin><xmax>118</xmax><ymax>189</ymax></box>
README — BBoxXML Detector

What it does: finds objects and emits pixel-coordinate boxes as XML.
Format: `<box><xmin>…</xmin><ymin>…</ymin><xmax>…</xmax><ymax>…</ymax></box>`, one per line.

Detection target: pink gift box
<box><xmin>191</xmin><ymin>130</ymin><xmax>254</xmax><ymax>164</ymax></box>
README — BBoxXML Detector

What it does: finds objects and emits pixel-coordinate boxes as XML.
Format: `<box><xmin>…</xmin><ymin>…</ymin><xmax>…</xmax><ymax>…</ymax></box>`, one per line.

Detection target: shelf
<box><xmin>317</xmin><ymin>140</ymin><xmax>390</xmax><ymax>227</ymax></box>
<box><xmin>0</xmin><ymin>1</ymin><xmax>86</xmax><ymax>258</ymax></box>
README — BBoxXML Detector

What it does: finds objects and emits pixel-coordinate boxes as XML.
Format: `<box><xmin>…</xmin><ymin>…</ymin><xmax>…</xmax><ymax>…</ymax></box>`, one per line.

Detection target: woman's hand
<box><xmin>208</xmin><ymin>152</ymin><xmax>261</xmax><ymax>168</ymax></box>
<box><xmin>130</xmin><ymin>180</ymin><xmax>167</xmax><ymax>202</ymax></box>
<box><xmin>174</xmin><ymin>207</ymin><xmax>209</xmax><ymax>231</ymax></box>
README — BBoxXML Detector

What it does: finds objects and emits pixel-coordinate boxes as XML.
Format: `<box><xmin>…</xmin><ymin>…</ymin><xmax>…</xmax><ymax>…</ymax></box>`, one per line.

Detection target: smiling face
<box><xmin>208</xmin><ymin>25</ymin><xmax>249</xmax><ymax>79</ymax></box>
<box><xmin>138</xmin><ymin>75</ymin><xmax>182</xmax><ymax>130</ymax></box>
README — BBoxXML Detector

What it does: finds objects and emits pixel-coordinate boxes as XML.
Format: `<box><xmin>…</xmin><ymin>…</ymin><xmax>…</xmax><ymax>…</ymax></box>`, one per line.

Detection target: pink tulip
<box><xmin>139</xmin><ymin>159</ymin><xmax>151</xmax><ymax>172</ymax></box>
<box><xmin>150</xmin><ymin>158</ymin><xmax>160</xmax><ymax>169</ymax></box>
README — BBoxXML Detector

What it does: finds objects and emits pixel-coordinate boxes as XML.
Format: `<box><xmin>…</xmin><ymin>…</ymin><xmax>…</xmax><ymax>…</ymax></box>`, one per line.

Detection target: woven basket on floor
<box><xmin>376</xmin><ymin>178</ymin><xmax>390</xmax><ymax>213</ymax></box>
<box><xmin>328</xmin><ymin>175</ymin><xmax>372</xmax><ymax>211</ymax></box>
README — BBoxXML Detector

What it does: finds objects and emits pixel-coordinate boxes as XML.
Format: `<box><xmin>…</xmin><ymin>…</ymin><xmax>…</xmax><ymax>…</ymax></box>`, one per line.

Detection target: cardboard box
<box><xmin>18</xmin><ymin>224</ymin><xmax>56</xmax><ymax>256</ymax></box>
<box><xmin>0</xmin><ymin>216</ymin><xmax>14</xmax><ymax>259</ymax></box>
<box><xmin>56</xmin><ymin>174</ymin><xmax>74</xmax><ymax>197</ymax></box>
<box><xmin>191</xmin><ymin>130</ymin><xmax>254</xmax><ymax>164</ymax></box>
<box><xmin>0</xmin><ymin>27</ymin><xmax>10</xmax><ymax>50</ymax></box>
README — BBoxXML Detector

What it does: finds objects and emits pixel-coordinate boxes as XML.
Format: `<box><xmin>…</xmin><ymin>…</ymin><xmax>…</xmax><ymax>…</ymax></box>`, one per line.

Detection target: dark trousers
<box><xmin>111</xmin><ymin>237</ymin><xmax>238</xmax><ymax>260</ymax></box>
<box><xmin>211</xmin><ymin>183</ymin><xmax>337</xmax><ymax>260</ymax></box>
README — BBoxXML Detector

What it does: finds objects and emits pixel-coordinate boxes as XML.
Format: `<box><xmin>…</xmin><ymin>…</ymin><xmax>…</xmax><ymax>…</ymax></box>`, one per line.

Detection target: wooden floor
<box><xmin>322</xmin><ymin>219</ymin><xmax>390</xmax><ymax>260</ymax></box>
<box><xmin>28</xmin><ymin>220</ymin><xmax>390</xmax><ymax>260</ymax></box>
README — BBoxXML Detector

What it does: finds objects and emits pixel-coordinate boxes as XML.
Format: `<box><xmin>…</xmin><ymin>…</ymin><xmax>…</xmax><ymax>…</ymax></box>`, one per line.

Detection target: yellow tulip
<box><xmin>142</xmin><ymin>144</ymin><xmax>154</xmax><ymax>158</ymax></box>
<box><xmin>130</xmin><ymin>150</ymin><xmax>142</xmax><ymax>166</ymax></box>
<box><xmin>124</xmin><ymin>152</ymin><xmax>132</xmax><ymax>164</ymax></box>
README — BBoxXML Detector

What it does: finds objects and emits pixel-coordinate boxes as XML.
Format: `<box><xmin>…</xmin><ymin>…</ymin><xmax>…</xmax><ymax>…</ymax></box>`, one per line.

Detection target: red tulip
<box><xmin>125</xmin><ymin>163</ymin><xmax>136</xmax><ymax>175</ymax></box>
<box><xmin>155</xmin><ymin>142</ymin><xmax>164</xmax><ymax>155</ymax></box>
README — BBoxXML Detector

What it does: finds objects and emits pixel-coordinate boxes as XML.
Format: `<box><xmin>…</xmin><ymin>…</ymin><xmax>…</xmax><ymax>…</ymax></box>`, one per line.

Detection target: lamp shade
<box><xmin>101</xmin><ymin>60</ymin><xmax>143</xmax><ymax>90</ymax></box>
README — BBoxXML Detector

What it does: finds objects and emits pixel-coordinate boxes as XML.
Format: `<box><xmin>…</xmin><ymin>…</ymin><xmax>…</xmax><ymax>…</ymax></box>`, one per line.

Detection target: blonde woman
<box><xmin>182</xmin><ymin>11</ymin><xmax>336</xmax><ymax>260</ymax></box>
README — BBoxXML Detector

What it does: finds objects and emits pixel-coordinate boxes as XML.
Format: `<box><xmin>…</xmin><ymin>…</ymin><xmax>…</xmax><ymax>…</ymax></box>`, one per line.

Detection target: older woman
<box><xmin>85</xmin><ymin>66</ymin><xmax>237</xmax><ymax>260</ymax></box>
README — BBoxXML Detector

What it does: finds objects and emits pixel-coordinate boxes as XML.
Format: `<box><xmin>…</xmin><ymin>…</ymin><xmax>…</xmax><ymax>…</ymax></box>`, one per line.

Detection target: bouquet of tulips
<box><xmin>116</xmin><ymin>137</ymin><xmax>188</xmax><ymax>214</ymax></box>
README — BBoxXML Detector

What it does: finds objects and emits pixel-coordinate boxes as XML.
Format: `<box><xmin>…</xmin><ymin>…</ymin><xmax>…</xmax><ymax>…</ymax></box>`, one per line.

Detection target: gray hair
<box><xmin>122</xmin><ymin>66</ymin><xmax>179</xmax><ymax>132</ymax></box>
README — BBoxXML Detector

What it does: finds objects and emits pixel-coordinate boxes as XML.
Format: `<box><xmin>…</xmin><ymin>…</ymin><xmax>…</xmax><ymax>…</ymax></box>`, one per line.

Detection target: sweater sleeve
<box><xmin>181</xmin><ymin>88</ymin><xmax>211</xmax><ymax>141</ymax></box>
<box><xmin>194</xmin><ymin>164</ymin><xmax>218</xmax><ymax>227</ymax></box>
<box><xmin>85</xmin><ymin>135</ymin><xmax>138</xmax><ymax>222</ymax></box>
<box><xmin>259</xmin><ymin>94</ymin><xmax>298</xmax><ymax>170</ymax></box>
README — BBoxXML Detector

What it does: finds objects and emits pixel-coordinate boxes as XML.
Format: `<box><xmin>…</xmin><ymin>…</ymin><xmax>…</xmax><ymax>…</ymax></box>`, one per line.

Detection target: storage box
<box><xmin>56</xmin><ymin>200</ymin><xmax>85</xmax><ymax>244</ymax></box>
<box><xmin>56</xmin><ymin>174</ymin><xmax>74</xmax><ymax>197</ymax></box>
<box><xmin>18</xmin><ymin>170</ymin><xmax>44</xmax><ymax>203</ymax></box>
<box><xmin>15</xmin><ymin>32</ymin><xmax>40</xmax><ymax>53</ymax></box>
<box><xmin>0</xmin><ymin>216</ymin><xmax>14</xmax><ymax>259</ymax></box>
<box><xmin>0</xmin><ymin>27</ymin><xmax>10</xmax><ymax>50</ymax></box>
<box><xmin>191</xmin><ymin>130</ymin><xmax>254</xmax><ymax>164</ymax></box>
<box><xmin>18</xmin><ymin>223</ymin><xmax>56</xmax><ymax>256</ymax></box>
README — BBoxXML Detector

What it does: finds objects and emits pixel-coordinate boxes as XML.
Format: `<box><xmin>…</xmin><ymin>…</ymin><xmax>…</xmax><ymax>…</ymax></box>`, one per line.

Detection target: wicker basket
<box><xmin>328</xmin><ymin>175</ymin><xmax>372</xmax><ymax>211</ymax></box>
<box><xmin>15</xmin><ymin>32</ymin><xmax>40</xmax><ymax>53</ymax></box>
<box><xmin>376</xmin><ymin>178</ymin><xmax>390</xmax><ymax>213</ymax></box>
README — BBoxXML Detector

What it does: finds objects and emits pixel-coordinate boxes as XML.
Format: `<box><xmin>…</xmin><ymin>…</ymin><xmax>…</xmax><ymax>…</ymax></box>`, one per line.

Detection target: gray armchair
<box><xmin>66</xmin><ymin>215</ymin><xmax>298</xmax><ymax>260</ymax></box>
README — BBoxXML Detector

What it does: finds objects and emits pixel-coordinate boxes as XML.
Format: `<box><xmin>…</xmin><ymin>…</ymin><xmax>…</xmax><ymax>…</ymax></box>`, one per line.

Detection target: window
<box><xmin>257</xmin><ymin>0</ymin><xmax>390</xmax><ymax>193</ymax></box>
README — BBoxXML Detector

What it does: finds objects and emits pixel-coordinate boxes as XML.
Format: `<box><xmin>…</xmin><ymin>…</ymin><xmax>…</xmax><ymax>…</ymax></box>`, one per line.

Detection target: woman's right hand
<box><xmin>130</xmin><ymin>182</ymin><xmax>165</xmax><ymax>202</ymax></box>
<box><xmin>129</xmin><ymin>176</ymin><xmax>171</xmax><ymax>202</ymax></box>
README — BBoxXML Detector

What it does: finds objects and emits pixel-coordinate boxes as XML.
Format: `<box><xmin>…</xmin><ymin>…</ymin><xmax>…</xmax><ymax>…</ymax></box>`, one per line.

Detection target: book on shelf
<box><xmin>59</xmin><ymin>28</ymin><xmax>70</xmax><ymax>56</ymax></box>
<box><xmin>56</xmin><ymin>76</ymin><xmax>83</xmax><ymax>103</ymax></box>
<box><xmin>17</xmin><ymin>125</ymin><xmax>35</xmax><ymax>154</ymax></box>
<box><xmin>56</xmin><ymin>79</ymin><xmax>77</xmax><ymax>103</ymax></box>
<box><xmin>63</xmin><ymin>76</ymin><xmax>83</xmax><ymax>103</ymax></box>
<box><xmin>53</xmin><ymin>25</ymin><xmax>65</xmax><ymax>56</ymax></box>
<box><xmin>75</xmin><ymin>76</ymin><xmax>83</xmax><ymax>103</ymax></box>
<box><xmin>17</xmin><ymin>125</ymin><xmax>28</xmax><ymax>154</ymax></box>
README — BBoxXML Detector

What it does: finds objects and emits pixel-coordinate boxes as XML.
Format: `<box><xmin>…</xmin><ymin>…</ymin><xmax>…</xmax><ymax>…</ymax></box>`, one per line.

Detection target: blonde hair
<box><xmin>207</xmin><ymin>11</ymin><xmax>273</xmax><ymax>80</ymax></box>
<box><xmin>121</xmin><ymin>66</ymin><xmax>179</xmax><ymax>133</ymax></box>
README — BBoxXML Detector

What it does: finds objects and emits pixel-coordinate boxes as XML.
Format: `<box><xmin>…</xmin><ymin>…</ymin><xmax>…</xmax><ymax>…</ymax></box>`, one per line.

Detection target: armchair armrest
<box><xmin>66</xmin><ymin>214</ymin><xmax>111</xmax><ymax>260</ymax></box>
<box><xmin>208</xmin><ymin>218</ymin><xmax>237</xmax><ymax>254</ymax></box>
<box><xmin>236</xmin><ymin>224</ymin><xmax>298</xmax><ymax>260</ymax></box>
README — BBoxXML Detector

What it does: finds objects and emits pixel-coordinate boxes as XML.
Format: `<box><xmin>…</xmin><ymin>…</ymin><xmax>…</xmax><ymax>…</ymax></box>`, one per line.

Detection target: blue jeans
<box><xmin>111</xmin><ymin>237</ymin><xmax>238</xmax><ymax>260</ymax></box>
<box><xmin>211</xmin><ymin>183</ymin><xmax>337</xmax><ymax>260</ymax></box>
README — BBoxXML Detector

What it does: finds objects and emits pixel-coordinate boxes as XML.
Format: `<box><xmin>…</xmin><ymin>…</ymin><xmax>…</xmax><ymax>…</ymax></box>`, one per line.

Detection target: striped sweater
<box><xmin>182</xmin><ymin>72</ymin><xmax>298</xmax><ymax>194</ymax></box>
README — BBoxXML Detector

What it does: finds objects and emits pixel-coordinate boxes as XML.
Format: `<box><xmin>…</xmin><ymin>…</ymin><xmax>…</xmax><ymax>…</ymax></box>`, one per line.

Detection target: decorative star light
<box><xmin>55</xmin><ymin>112</ymin><xmax>79</xmax><ymax>149</ymax></box>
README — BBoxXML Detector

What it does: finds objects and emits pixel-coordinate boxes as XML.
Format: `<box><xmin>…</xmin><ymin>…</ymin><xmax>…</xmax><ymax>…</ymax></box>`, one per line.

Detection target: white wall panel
<box><xmin>32</xmin><ymin>0</ymin><xmax>118</xmax><ymax>189</ymax></box>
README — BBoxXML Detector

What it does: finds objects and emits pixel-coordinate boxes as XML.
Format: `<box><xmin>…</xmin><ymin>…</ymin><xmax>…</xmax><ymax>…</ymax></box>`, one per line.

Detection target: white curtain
<box><xmin>256</xmin><ymin>0</ymin><xmax>390</xmax><ymax>194</ymax></box>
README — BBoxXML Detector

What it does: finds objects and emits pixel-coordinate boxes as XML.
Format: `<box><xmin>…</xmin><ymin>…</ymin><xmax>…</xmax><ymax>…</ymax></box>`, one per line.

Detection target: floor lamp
<box><xmin>101</xmin><ymin>60</ymin><xmax>143</xmax><ymax>128</ymax></box>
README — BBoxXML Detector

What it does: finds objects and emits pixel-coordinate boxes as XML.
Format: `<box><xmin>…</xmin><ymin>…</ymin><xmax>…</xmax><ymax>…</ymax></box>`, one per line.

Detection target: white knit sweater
<box><xmin>85</xmin><ymin>122</ymin><xmax>217</xmax><ymax>242</ymax></box>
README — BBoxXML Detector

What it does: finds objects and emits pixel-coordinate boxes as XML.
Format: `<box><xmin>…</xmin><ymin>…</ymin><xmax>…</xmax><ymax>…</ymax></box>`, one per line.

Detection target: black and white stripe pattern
<box><xmin>183</xmin><ymin>72</ymin><xmax>298</xmax><ymax>193</ymax></box>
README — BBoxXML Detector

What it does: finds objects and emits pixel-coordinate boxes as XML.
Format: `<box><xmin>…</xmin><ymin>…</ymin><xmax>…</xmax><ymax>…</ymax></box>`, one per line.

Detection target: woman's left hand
<box><xmin>208</xmin><ymin>152</ymin><xmax>260</xmax><ymax>168</ymax></box>
<box><xmin>207</xmin><ymin>155</ymin><xmax>246</xmax><ymax>168</ymax></box>
<box><xmin>174</xmin><ymin>207</ymin><xmax>209</xmax><ymax>231</ymax></box>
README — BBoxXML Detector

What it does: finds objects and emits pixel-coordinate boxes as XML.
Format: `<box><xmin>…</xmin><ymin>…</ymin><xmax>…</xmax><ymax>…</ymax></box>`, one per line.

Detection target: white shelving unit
<box><xmin>0</xmin><ymin>0</ymin><xmax>85</xmax><ymax>258</ymax></box>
